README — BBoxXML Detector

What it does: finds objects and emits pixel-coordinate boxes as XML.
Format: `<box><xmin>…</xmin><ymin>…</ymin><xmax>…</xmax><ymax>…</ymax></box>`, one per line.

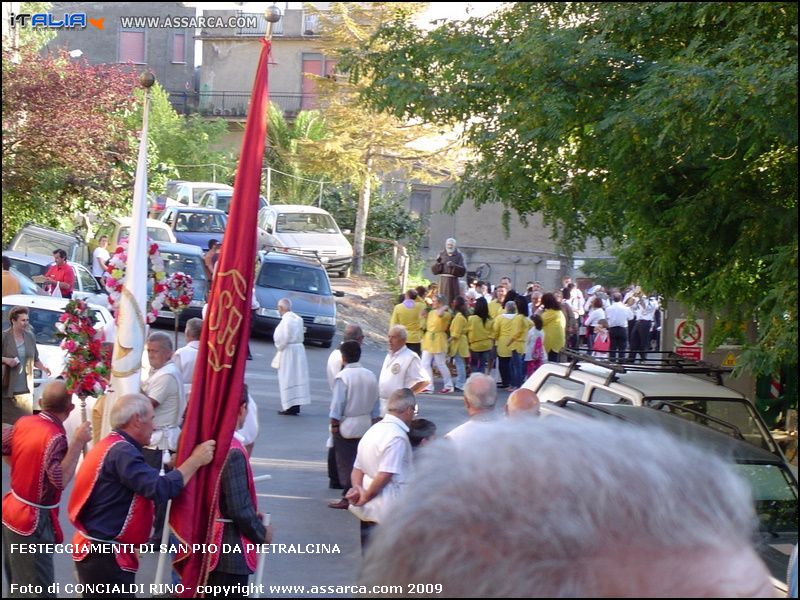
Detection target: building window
<box><xmin>301</xmin><ymin>53</ymin><xmax>337</xmax><ymax>110</ymax></box>
<box><xmin>303</xmin><ymin>13</ymin><xmax>319</xmax><ymax>36</ymax></box>
<box><xmin>172</xmin><ymin>32</ymin><xmax>186</xmax><ymax>64</ymax></box>
<box><xmin>119</xmin><ymin>30</ymin><xmax>145</xmax><ymax>64</ymax></box>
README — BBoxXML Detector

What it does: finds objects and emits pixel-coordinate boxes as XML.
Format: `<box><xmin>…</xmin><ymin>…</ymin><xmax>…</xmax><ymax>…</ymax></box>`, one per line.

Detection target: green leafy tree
<box><xmin>125</xmin><ymin>83</ymin><xmax>233</xmax><ymax>191</ymax></box>
<box><xmin>302</xmin><ymin>2</ymin><xmax>460</xmax><ymax>274</ymax></box>
<box><xmin>347</xmin><ymin>2</ymin><xmax>798</xmax><ymax>374</ymax></box>
<box><xmin>2</xmin><ymin>47</ymin><xmax>137</xmax><ymax>242</ymax></box>
<box><xmin>266</xmin><ymin>104</ymin><xmax>328</xmax><ymax>204</ymax></box>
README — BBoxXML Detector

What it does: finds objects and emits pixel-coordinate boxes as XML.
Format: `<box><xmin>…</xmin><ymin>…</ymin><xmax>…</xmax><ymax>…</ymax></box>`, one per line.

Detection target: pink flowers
<box><xmin>56</xmin><ymin>299</ymin><xmax>109</xmax><ymax>399</ymax></box>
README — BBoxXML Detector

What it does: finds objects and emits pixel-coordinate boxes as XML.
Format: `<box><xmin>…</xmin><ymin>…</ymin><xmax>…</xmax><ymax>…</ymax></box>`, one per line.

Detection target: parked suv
<box><xmin>174</xmin><ymin>181</ymin><xmax>232</xmax><ymax>208</ymax></box>
<box><xmin>252</xmin><ymin>250</ymin><xmax>344</xmax><ymax>347</ymax></box>
<box><xmin>199</xmin><ymin>189</ymin><xmax>268</xmax><ymax>214</ymax></box>
<box><xmin>539</xmin><ymin>399</ymin><xmax>797</xmax><ymax>593</ymax></box>
<box><xmin>256</xmin><ymin>205</ymin><xmax>353</xmax><ymax>277</ymax></box>
<box><xmin>524</xmin><ymin>350</ymin><xmax>785</xmax><ymax>460</ymax></box>
<box><xmin>8</xmin><ymin>223</ymin><xmax>90</xmax><ymax>266</ymax></box>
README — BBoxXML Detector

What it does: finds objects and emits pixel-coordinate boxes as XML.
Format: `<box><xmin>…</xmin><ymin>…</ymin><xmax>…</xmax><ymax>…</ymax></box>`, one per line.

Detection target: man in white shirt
<box><xmin>141</xmin><ymin>330</ymin><xmax>184</xmax><ymax>541</ymax></box>
<box><xmin>346</xmin><ymin>388</ymin><xmax>415</xmax><ymax>551</ymax></box>
<box><xmin>328</xmin><ymin>341</ymin><xmax>380</xmax><ymax>509</ymax></box>
<box><xmin>378</xmin><ymin>326</ymin><xmax>430</xmax><ymax>415</ymax></box>
<box><xmin>327</xmin><ymin>325</ymin><xmax>365</xmax><ymax>390</ymax></box>
<box><xmin>446</xmin><ymin>373</ymin><xmax>498</xmax><ymax>443</ymax></box>
<box><xmin>326</xmin><ymin>324</ymin><xmax>365</xmax><ymax>490</ymax></box>
<box><xmin>271</xmin><ymin>298</ymin><xmax>311</xmax><ymax>415</ymax></box>
<box><xmin>173</xmin><ymin>317</ymin><xmax>202</xmax><ymax>397</ymax></box>
<box><xmin>91</xmin><ymin>235</ymin><xmax>110</xmax><ymax>286</ymax></box>
<box><xmin>605</xmin><ymin>293</ymin><xmax>634</xmax><ymax>362</ymax></box>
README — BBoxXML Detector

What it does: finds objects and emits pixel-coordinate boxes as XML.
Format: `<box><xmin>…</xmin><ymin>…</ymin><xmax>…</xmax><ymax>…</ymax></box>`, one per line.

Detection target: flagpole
<box><xmin>103</xmin><ymin>71</ymin><xmax>155</xmax><ymax>438</ymax></box>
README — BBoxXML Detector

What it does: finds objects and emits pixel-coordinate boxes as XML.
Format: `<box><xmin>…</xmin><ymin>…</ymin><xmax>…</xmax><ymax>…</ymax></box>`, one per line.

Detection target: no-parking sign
<box><xmin>674</xmin><ymin>318</ymin><xmax>704</xmax><ymax>360</ymax></box>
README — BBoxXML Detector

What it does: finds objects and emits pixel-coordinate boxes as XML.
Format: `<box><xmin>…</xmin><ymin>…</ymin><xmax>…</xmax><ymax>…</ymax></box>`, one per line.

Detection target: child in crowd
<box><xmin>592</xmin><ymin>319</ymin><xmax>611</xmax><ymax>359</ymax></box>
<box><xmin>524</xmin><ymin>314</ymin><xmax>545</xmax><ymax>377</ymax></box>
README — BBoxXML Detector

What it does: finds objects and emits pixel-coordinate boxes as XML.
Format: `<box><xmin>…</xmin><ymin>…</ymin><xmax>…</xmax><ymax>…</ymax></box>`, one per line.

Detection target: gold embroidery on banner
<box><xmin>112</xmin><ymin>287</ymin><xmax>145</xmax><ymax>378</ymax></box>
<box><xmin>208</xmin><ymin>269</ymin><xmax>247</xmax><ymax>372</ymax></box>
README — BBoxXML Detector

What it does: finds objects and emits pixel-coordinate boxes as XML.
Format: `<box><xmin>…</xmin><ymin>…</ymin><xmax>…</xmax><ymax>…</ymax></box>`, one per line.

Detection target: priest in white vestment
<box><xmin>271</xmin><ymin>297</ymin><xmax>311</xmax><ymax>415</ymax></box>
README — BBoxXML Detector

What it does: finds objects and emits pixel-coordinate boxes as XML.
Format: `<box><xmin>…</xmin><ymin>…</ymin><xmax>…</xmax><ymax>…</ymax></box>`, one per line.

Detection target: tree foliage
<box><xmin>301</xmin><ymin>2</ymin><xmax>460</xmax><ymax>273</ymax></box>
<box><xmin>125</xmin><ymin>83</ymin><xmax>233</xmax><ymax>191</ymax></box>
<box><xmin>266</xmin><ymin>104</ymin><xmax>328</xmax><ymax>204</ymax></box>
<box><xmin>346</xmin><ymin>2</ymin><xmax>798</xmax><ymax>374</ymax></box>
<box><xmin>2</xmin><ymin>47</ymin><xmax>138</xmax><ymax>242</ymax></box>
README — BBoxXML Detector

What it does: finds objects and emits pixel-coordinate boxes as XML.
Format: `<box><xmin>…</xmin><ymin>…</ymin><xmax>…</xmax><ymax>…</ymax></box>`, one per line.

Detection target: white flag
<box><xmin>102</xmin><ymin>89</ymin><xmax>151</xmax><ymax>437</ymax></box>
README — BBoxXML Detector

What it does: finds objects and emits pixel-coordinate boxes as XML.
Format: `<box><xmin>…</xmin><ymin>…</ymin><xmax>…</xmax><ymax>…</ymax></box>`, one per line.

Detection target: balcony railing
<box><xmin>168</xmin><ymin>91</ymin><xmax>312</xmax><ymax>117</ymax></box>
<box><xmin>235</xmin><ymin>13</ymin><xmax>284</xmax><ymax>36</ymax></box>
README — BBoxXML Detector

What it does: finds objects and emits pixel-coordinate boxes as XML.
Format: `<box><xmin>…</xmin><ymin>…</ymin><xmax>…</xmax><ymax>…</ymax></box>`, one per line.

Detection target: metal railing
<box><xmin>168</xmin><ymin>91</ymin><xmax>311</xmax><ymax>117</ymax></box>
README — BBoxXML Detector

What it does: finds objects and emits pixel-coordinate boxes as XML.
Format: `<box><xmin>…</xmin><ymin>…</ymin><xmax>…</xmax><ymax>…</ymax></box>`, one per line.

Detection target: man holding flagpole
<box><xmin>172</xmin><ymin>13</ymin><xmax>280</xmax><ymax>592</ymax></box>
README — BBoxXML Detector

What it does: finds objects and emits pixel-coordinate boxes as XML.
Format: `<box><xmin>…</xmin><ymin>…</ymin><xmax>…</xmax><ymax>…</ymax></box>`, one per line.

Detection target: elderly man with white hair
<box><xmin>378</xmin><ymin>325</ymin><xmax>430</xmax><ymax>415</ymax></box>
<box><xmin>445</xmin><ymin>373</ymin><xmax>498</xmax><ymax>443</ymax></box>
<box><xmin>68</xmin><ymin>393</ymin><xmax>215</xmax><ymax>592</ymax></box>
<box><xmin>346</xmin><ymin>388</ymin><xmax>416</xmax><ymax>552</ymax></box>
<box><xmin>272</xmin><ymin>297</ymin><xmax>310</xmax><ymax>415</ymax></box>
<box><xmin>431</xmin><ymin>237</ymin><xmax>466</xmax><ymax>305</ymax></box>
<box><xmin>358</xmin><ymin>419</ymin><xmax>775</xmax><ymax>598</ymax></box>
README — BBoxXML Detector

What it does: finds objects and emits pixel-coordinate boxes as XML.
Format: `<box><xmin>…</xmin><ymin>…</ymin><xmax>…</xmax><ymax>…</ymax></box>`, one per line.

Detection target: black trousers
<box><xmin>630</xmin><ymin>320</ymin><xmax>652</xmax><ymax>361</ymax></box>
<box><xmin>74</xmin><ymin>549</ymin><xmax>136</xmax><ymax>598</ymax></box>
<box><xmin>609</xmin><ymin>326</ymin><xmax>628</xmax><ymax>361</ymax></box>
<box><xmin>327</xmin><ymin>446</ymin><xmax>342</xmax><ymax>489</ymax></box>
<box><xmin>332</xmin><ymin>432</ymin><xmax>360</xmax><ymax>492</ymax></box>
<box><xmin>497</xmin><ymin>356</ymin><xmax>511</xmax><ymax>386</ymax></box>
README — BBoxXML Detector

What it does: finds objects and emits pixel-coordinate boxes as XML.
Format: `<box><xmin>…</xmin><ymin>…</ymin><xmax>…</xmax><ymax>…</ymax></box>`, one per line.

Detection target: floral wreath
<box><xmin>55</xmin><ymin>299</ymin><xmax>110</xmax><ymax>398</ymax></box>
<box><xmin>165</xmin><ymin>271</ymin><xmax>195</xmax><ymax>313</ymax></box>
<box><xmin>104</xmin><ymin>238</ymin><xmax>167</xmax><ymax>324</ymax></box>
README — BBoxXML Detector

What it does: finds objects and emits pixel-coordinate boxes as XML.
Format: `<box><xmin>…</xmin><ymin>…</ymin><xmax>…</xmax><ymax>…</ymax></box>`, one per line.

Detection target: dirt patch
<box><xmin>332</xmin><ymin>275</ymin><xmax>396</xmax><ymax>350</ymax></box>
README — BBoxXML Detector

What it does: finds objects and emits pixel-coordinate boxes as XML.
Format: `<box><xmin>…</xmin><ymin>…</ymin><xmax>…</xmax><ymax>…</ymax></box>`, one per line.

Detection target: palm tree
<box><xmin>266</xmin><ymin>104</ymin><xmax>328</xmax><ymax>205</ymax></box>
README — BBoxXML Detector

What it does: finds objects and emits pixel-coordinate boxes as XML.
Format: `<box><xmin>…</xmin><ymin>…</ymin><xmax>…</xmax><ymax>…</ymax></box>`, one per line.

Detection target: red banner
<box><xmin>171</xmin><ymin>38</ymin><xmax>271</xmax><ymax>595</ymax></box>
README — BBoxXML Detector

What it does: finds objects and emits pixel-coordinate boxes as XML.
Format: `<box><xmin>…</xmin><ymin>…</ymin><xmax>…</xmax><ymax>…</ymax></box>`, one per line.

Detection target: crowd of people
<box><xmin>388</xmin><ymin>274</ymin><xmax>662</xmax><ymax>392</ymax></box>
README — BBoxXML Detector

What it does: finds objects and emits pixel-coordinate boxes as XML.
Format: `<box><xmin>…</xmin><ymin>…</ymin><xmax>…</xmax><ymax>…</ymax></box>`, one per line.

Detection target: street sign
<box><xmin>546</xmin><ymin>260</ymin><xmax>561</xmax><ymax>270</ymax></box>
<box><xmin>674</xmin><ymin>318</ymin><xmax>704</xmax><ymax>360</ymax></box>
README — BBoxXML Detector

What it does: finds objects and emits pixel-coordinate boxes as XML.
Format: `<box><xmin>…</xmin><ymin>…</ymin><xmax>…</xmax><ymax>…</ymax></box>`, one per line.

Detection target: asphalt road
<box><xmin>2</xmin><ymin>327</ymin><xmax>496</xmax><ymax>598</ymax></box>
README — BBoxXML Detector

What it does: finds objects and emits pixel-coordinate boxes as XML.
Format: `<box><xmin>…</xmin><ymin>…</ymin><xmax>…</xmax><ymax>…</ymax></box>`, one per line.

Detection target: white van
<box><xmin>256</xmin><ymin>205</ymin><xmax>353</xmax><ymax>277</ymax></box>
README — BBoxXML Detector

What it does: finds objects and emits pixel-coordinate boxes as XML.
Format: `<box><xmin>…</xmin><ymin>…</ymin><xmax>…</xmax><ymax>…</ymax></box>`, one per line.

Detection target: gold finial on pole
<box><xmin>264</xmin><ymin>3</ymin><xmax>282</xmax><ymax>41</ymax></box>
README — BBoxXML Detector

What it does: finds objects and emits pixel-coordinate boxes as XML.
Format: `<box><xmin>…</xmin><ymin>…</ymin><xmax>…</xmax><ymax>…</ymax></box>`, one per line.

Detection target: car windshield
<box><xmin>158</xmin><ymin>250</ymin><xmax>207</xmax><ymax>281</ymax></box>
<box><xmin>176</xmin><ymin>213</ymin><xmax>226</xmax><ymax>233</ymax></box>
<box><xmin>119</xmin><ymin>226</ymin><xmax>173</xmax><ymax>243</ymax></box>
<box><xmin>646</xmin><ymin>398</ymin><xmax>772</xmax><ymax>452</ymax></box>
<box><xmin>257</xmin><ymin>262</ymin><xmax>330</xmax><ymax>296</ymax></box>
<box><xmin>1</xmin><ymin>305</ymin><xmax>104</xmax><ymax>346</ymax></box>
<box><xmin>6</xmin><ymin>257</ymin><xmax>48</xmax><ymax>280</ymax></box>
<box><xmin>276</xmin><ymin>213</ymin><xmax>339</xmax><ymax>234</ymax></box>
<box><xmin>733</xmin><ymin>464</ymin><xmax>798</xmax><ymax>533</ymax></box>
<box><xmin>12</xmin><ymin>231</ymin><xmax>74</xmax><ymax>257</ymax></box>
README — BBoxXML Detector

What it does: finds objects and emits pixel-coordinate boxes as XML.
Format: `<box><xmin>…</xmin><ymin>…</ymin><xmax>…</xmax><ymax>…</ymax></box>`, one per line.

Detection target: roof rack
<box><xmin>561</xmin><ymin>349</ymin><xmax>732</xmax><ymax>386</ymax></box>
<box><xmin>648</xmin><ymin>400</ymin><xmax>746</xmax><ymax>442</ymax></box>
<box><xmin>260</xmin><ymin>246</ymin><xmax>325</xmax><ymax>266</ymax></box>
<box><xmin>554</xmin><ymin>397</ymin><xmax>629</xmax><ymax>421</ymax></box>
